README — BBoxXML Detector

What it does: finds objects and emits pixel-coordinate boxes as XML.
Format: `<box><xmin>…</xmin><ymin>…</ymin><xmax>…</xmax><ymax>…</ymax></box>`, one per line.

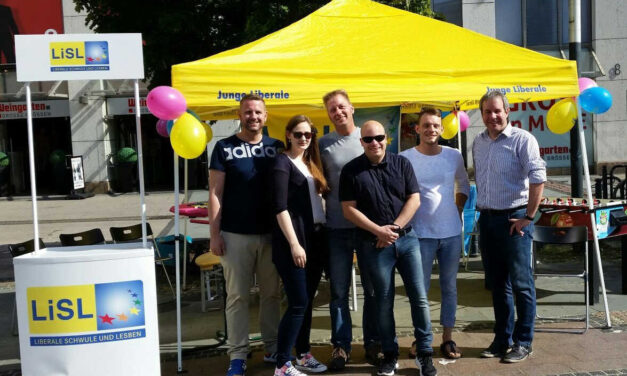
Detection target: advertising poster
<box><xmin>508</xmin><ymin>100</ymin><xmax>594</xmax><ymax>168</ymax></box>
<box><xmin>0</xmin><ymin>0</ymin><xmax>63</xmax><ymax>64</ymax></box>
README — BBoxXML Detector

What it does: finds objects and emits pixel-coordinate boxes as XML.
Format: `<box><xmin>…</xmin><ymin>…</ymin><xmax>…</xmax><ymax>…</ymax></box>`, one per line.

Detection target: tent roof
<box><xmin>172</xmin><ymin>0</ymin><xmax>578</xmax><ymax>120</ymax></box>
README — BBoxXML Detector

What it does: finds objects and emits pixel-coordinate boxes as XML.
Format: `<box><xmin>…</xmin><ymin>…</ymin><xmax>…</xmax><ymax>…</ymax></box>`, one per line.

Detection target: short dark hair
<box><xmin>322</xmin><ymin>89</ymin><xmax>351</xmax><ymax>107</ymax></box>
<box><xmin>479</xmin><ymin>91</ymin><xmax>510</xmax><ymax>112</ymax></box>
<box><xmin>240</xmin><ymin>93</ymin><xmax>266</xmax><ymax>108</ymax></box>
<box><xmin>417</xmin><ymin>107</ymin><xmax>441</xmax><ymax>125</ymax></box>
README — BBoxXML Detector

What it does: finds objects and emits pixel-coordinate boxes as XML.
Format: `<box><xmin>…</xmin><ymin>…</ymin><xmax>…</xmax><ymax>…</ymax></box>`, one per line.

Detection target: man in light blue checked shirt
<box><xmin>472</xmin><ymin>91</ymin><xmax>546</xmax><ymax>364</ymax></box>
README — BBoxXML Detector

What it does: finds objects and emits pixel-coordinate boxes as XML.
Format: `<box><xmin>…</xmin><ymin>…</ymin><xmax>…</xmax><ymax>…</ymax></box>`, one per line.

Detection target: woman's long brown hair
<box><xmin>284</xmin><ymin>115</ymin><xmax>329</xmax><ymax>195</ymax></box>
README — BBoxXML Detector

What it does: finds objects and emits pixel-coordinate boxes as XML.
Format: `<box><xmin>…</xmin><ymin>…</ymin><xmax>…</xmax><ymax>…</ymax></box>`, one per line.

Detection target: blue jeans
<box><xmin>359</xmin><ymin>229</ymin><xmax>433</xmax><ymax>356</ymax></box>
<box><xmin>327</xmin><ymin>228</ymin><xmax>380</xmax><ymax>352</ymax></box>
<box><xmin>273</xmin><ymin>233</ymin><xmax>327</xmax><ymax>366</ymax></box>
<box><xmin>479</xmin><ymin>208</ymin><xmax>535</xmax><ymax>347</ymax></box>
<box><xmin>419</xmin><ymin>235</ymin><xmax>461</xmax><ymax>328</ymax></box>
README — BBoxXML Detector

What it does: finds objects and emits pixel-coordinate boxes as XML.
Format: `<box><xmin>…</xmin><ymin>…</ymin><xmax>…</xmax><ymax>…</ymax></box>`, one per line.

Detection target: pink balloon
<box><xmin>146</xmin><ymin>86</ymin><xmax>187</xmax><ymax>120</ymax></box>
<box><xmin>578</xmin><ymin>77</ymin><xmax>598</xmax><ymax>94</ymax></box>
<box><xmin>457</xmin><ymin>111</ymin><xmax>470</xmax><ymax>132</ymax></box>
<box><xmin>156</xmin><ymin>119</ymin><xmax>169</xmax><ymax>137</ymax></box>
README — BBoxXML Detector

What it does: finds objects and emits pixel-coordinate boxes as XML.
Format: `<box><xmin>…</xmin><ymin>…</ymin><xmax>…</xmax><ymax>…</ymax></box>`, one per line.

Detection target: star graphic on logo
<box><xmin>133</xmin><ymin>299</ymin><xmax>141</xmax><ymax>306</ymax></box>
<box><xmin>130</xmin><ymin>307</ymin><xmax>141</xmax><ymax>315</ymax></box>
<box><xmin>131</xmin><ymin>293</ymin><xmax>138</xmax><ymax>298</ymax></box>
<box><xmin>116</xmin><ymin>313</ymin><xmax>128</xmax><ymax>321</ymax></box>
<box><xmin>99</xmin><ymin>314</ymin><xmax>115</xmax><ymax>325</ymax></box>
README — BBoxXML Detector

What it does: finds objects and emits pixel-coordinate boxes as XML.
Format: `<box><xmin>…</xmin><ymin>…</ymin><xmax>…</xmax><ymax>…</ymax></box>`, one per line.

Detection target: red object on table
<box><xmin>170</xmin><ymin>202</ymin><xmax>208</xmax><ymax>218</ymax></box>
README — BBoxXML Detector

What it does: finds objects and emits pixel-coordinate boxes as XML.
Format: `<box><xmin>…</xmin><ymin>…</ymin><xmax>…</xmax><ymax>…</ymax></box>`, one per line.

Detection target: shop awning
<box><xmin>171</xmin><ymin>0</ymin><xmax>579</xmax><ymax>120</ymax></box>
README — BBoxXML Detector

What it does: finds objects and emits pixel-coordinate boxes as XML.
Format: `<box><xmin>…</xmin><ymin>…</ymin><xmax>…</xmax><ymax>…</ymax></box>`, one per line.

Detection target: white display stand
<box><xmin>11</xmin><ymin>33</ymin><xmax>169</xmax><ymax>374</ymax></box>
<box><xmin>14</xmin><ymin>243</ymin><xmax>160</xmax><ymax>375</ymax></box>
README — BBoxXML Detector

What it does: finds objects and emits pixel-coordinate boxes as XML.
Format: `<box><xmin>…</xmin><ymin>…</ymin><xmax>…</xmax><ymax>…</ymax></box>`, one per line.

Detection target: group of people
<box><xmin>208</xmin><ymin>89</ymin><xmax>546</xmax><ymax>376</ymax></box>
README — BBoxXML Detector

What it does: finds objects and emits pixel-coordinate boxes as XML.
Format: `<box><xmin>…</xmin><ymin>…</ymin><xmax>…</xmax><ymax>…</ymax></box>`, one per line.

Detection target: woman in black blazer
<box><xmin>272</xmin><ymin>115</ymin><xmax>329</xmax><ymax>376</ymax></box>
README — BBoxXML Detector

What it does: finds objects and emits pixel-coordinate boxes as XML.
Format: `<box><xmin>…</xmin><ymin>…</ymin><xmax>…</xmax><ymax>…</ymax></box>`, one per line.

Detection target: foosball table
<box><xmin>537</xmin><ymin>197</ymin><xmax>627</xmax><ymax>301</ymax></box>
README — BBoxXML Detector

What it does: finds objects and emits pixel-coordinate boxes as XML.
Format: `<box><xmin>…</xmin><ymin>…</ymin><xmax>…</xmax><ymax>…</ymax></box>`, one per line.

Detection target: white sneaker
<box><xmin>295</xmin><ymin>353</ymin><xmax>327</xmax><ymax>373</ymax></box>
<box><xmin>274</xmin><ymin>361</ymin><xmax>308</xmax><ymax>376</ymax></box>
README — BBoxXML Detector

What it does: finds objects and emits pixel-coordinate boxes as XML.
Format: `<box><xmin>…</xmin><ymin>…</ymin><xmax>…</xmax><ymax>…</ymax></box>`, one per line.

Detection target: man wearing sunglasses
<box><xmin>339</xmin><ymin>120</ymin><xmax>436</xmax><ymax>376</ymax></box>
<box><xmin>319</xmin><ymin>90</ymin><xmax>383</xmax><ymax>370</ymax></box>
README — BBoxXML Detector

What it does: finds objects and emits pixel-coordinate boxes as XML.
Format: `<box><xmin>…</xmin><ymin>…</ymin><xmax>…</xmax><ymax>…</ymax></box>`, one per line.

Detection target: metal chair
<box><xmin>59</xmin><ymin>228</ymin><xmax>105</xmax><ymax>246</ymax></box>
<box><xmin>8</xmin><ymin>238</ymin><xmax>46</xmax><ymax>335</ymax></box>
<box><xmin>109</xmin><ymin>223</ymin><xmax>175</xmax><ymax>298</ymax></box>
<box><xmin>533</xmin><ymin>225</ymin><xmax>589</xmax><ymax>333</ymax></box>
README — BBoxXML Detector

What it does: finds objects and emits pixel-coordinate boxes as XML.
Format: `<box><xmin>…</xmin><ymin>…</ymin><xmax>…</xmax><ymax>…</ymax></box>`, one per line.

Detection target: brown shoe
<box><xmin>329</xmin><ymin>346</ymin><xmax>350</xmax><ymax>370</ymax></box>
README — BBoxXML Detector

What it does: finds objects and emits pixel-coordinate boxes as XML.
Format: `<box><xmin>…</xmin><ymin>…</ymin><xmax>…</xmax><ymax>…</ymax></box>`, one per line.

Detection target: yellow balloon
<box><xmin>441</xmin><ymin>113</ymin><xmax>459</xmax><ymax>140</ymax></box>
<box><xmin>546</xmin><ymin>98</ymin><xmax>578</xmax><ymax>134</ymax></box>
<box><xmin>202</xmin><ymin>122</ymin><xmax>213</xmax><ymax>143</ymax></box>
<box><xmin>170</xmin><ymin>112</ymin><xmax>207</xmax><ymax>159</ymax></box>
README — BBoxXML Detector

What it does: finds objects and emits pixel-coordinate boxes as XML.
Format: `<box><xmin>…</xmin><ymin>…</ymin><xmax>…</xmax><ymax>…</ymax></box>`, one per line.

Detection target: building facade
<box><xmin>0</xmin><ymin>0</ymin><xmax>624</xmax><ymax>196</ymax></box>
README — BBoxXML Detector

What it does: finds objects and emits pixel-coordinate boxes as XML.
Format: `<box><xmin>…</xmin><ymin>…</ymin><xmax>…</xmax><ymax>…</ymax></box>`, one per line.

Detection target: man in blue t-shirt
<box><xmin>209</xmin><ymin>94</ymin><xmax>285</xmax><ymax>376</ymax></box>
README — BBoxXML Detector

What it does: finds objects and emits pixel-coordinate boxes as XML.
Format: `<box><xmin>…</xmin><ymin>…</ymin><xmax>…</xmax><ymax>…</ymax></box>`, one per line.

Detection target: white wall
<box><xmin>62</xmin><ymin>0</ymin><xmax>111</xmax><ymax>190</ymax></box>
<box><xmin>592</xmin><ymin>0</ymin><xmax>627</xmax><ymax>164</ymax></box>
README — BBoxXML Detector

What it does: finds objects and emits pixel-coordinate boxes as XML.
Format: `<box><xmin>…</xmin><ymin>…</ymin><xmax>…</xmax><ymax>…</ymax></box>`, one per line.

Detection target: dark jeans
<box><xmin>327</xmin><ymin>228</ymin><xmax>380</xmax><ymax>352</ymax></box>
<box><xmin>480</xmin><ymin>208</ymin><xmax>536</xmax><ymax>347</ymax></box>
<box><xmin>273</xmin><ymin>232</ymin><xmax>327</xmax><ymax>366</ymax></box>
<box><xmin>359</xmin><ymin>229</ymin><xmax>433</xmax><ymax>356</ymax></box>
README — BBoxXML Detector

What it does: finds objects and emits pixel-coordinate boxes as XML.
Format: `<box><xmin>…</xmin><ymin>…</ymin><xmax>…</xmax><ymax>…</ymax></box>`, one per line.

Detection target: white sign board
<box><xmin>508</xmin><ymin>100</ymin><xmax>594</xmax><ymax>168</ymax></box>
<box><xmin>0</xmin><ymin>100</ymin><xmax>69</xmax><ymax>119</ymax></box>
<box><xmin>106</xmin><ymin>97</ymin><xmax>149</xmax><ymax>116</ymax></box>
<box><xmin>15</xmin><ymin>33</ymin><xmax>144</xmax><ymax>82</ymax></box>
<box><xmin>70</xmin><ymin>156</ymin><xmax>85</xmax><ymax>190</ymax></box>
<box><xmin>14</xmin><ymin>244</ymin><xmax>160</xmax><ymax>376</ymax></box>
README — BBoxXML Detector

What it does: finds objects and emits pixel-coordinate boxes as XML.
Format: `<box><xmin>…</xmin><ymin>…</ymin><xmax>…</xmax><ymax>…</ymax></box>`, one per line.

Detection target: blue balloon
<box><xmin>579</xmin><ymin>86</ymin><xmax>612</xmax><ymax>114</ymax></box>
<box><xmin>441</xmin><ymin>111</ymin><xmax>451</xmax><ymax>119</ymax></box>
<box><xmin>166</xmin><ymin>120</ymin><xmax>175</xmax><ymax>135</ymax></box>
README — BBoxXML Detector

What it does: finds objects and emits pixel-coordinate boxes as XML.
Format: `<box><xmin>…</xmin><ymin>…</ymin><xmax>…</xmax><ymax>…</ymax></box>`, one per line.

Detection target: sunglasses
<box><xmin>292</xmin><ymin>131</ymin><xmax>314</xmax><ymax>140</ymax></box>
<box><xmin>361</xmin><ymin>135</ymin><xmax>386</xmax><ymax>143</ymax></box>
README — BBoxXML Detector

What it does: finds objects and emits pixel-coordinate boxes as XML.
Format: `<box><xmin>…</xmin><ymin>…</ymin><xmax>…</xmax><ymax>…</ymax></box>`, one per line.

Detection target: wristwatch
<box><xmin>524</xmin><ymin>213</ymin><xmax>534</xmax><ymax>221</ymax></box>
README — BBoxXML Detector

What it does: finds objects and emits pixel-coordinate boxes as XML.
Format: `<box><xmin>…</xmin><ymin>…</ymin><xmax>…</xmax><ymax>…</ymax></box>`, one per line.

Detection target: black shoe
<box><xmin>480</xmin><ymin>342</ymin><xmax>511</xmax><ymax>358</ymax></box>
<box><xmin>377</xmin><ymin>354</ymin><xmax>398</xmax><ymax>376</ymax></box>
<box><xmin>328</xmin><ymin>347</ymin><xmax>350</xmax><ymax>370</ymax></box>
<box><xmin>415</xmin><ymin>354</ymin><xmax>437</xmax><ymax>376</ymax></box>
<box><xmin>502</xmin><ymin>344</ymin><xmax>532</xmax><ymax>363</ymax></box>
<box><xmin>365</xmin><ymin>343</ymin><xmax>383</xmax><ymax>366</ymax></box>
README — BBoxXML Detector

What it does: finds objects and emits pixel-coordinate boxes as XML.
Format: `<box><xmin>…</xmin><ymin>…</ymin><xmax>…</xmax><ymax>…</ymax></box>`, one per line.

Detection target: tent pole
<box><xmin>576</xmin><ymin>97</ymin><xmax>612</xmax><ymax>328</ymax></box>
<box><xmin>25</xmin><ymin>82</ymin><xmax>40</xmax><ymax>252</ymax></box>
<box><xmin>134</xmin><ymin>79</ymin><xmax>147</xmax><ymax>247</ymax></box>
<box><xmin>183</xmin><ymin>159</ymin><xmax>189</xmax><ymax>289</ymax></box>
<box><xmin>174</xmin><ymin>153</ymin><xmax>183</xmax><ymax>371</ymax></box>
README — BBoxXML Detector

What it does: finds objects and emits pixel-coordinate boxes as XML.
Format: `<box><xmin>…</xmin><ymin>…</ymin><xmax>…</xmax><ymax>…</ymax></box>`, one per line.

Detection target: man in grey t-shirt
<box><xmin>319</xmin><ymin>89</ymin><xmax>382</xmax><ymax>370</ymax></box>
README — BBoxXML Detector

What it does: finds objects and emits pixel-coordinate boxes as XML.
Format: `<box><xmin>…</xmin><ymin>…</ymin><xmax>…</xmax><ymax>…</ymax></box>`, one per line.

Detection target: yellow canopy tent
<box><xmin>171</xmin><ymin>0</ymin><xmax>578</xmax><ymax>121</ymax></box>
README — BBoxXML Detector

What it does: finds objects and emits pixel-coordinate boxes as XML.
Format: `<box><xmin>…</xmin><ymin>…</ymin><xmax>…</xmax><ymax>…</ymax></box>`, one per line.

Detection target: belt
<box><xmin>479</xmin><ymin>205</ymin><xmax>526</xmax><ymax>216</ymax></box>
<box><xmin>393</xmin><ymin>225</ymin><xmax>412</xmax><ymax>237</ymax></box>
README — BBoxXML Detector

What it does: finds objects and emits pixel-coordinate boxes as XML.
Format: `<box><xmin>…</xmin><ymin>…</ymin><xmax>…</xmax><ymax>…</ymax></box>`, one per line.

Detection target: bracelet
<box><xmin>524</xmin><ymin>214</ymin><xmax>534</xmax><ymax>221</ymax></box>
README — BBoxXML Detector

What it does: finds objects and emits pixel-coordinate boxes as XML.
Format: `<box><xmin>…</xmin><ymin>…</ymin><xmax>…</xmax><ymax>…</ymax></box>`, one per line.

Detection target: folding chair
<box><xmin>533</xmin><ymin>225</ymin><xmax>589</xmax><ymax>333</ymax></box>
<box><xmin>109</xmin><ymin>223</ymin><xmax>175</xmax><ymax>298</ymax></box>
<box><xmin>8</xmin><ymin>238</ymin><xmax>46</xmax><ymax>335</ymax></box>
<box><xmin>59</xmin><ymin>228</ymin><xmax>105</xmax><ymax>246</ymax></box>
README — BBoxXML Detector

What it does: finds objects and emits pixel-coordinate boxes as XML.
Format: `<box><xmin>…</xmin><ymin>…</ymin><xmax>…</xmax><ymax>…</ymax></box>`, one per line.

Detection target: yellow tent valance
<box><xmin>172</xmin><ymin>0</ymin><xmax>578</xmax><ymax>120</ymax></box>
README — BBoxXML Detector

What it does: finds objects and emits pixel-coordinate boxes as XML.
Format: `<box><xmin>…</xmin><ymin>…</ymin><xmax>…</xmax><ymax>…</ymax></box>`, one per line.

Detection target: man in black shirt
<box><xmin>339</xmin><ymin>120</ymin><xmax>437</xmax><ymax>376</ymax></box>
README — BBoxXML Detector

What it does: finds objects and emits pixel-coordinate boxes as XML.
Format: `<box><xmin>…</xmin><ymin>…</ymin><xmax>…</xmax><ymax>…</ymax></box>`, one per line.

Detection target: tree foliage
<box><xmin>73</xmin><ymin>0</ymin><xmax>435</xmax><ymax>87</ymax></box>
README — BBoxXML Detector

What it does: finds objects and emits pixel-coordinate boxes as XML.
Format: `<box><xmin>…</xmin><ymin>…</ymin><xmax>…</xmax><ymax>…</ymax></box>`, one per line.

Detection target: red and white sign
<box><xmin>509</xmin><ymin>100</ymin><xmax>594</xmax><ymax>168</ymax></box>
<box><xmin>0</xmin><ymin>100</ymin><xmax>69</xmax><ymax>119</ymax></box>
<box><xmin>106</xmin><ymin>97</ymin><xmax>149</xmax><ymax>116</ymax></box>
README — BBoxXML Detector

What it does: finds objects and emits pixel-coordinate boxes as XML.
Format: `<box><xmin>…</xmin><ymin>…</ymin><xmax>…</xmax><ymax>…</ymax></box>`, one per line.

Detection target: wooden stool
<box><xmin>195</xmin><ymin>252</ymin><xmax>223</xmax><ymax>312</ymax></box>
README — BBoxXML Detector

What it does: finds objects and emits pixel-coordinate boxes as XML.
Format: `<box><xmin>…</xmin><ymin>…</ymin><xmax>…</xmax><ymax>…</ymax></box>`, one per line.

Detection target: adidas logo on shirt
<box><xmin>223</xmin><ymin>142</ymin><xmax>279</xmax><ymax>161</ymax></box>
